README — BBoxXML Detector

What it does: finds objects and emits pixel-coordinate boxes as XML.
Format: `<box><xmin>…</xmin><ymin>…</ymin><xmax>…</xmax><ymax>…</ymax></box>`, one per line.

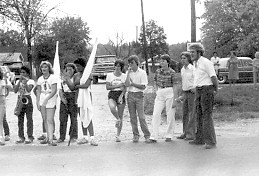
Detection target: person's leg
<box><xmin>116</xmin><ymin>103</ymin><xmax>125</xmax><ymax>137</ymax></box>
<box><xmin>59</xmin><ymin>101</ymin><xmax>68</xmax><ymax>141</ymax></box>
<box><xmin>40</xmin><ymin>106</ymin><xmax>48</xmax><ymax>143</ymax></box>
<box><xmin>108</xmin><ymin>99</ymin><xmax>121</xmax><ymax>129</ymax></box>
<box><xmin>0</xmin><ymin>105</ymin><xmax>5</xmax><ymax>144</ymax></box>
<box><xmin>3</xmin><ymin>113</ymin><xmax>10</xmax><ymax>137</ymax></box>
<box><xmin>135</xmin><ymin>93</ymin><xmax>150</xmax><ymax>139</ymax></box>
<box><xmin>180</xmin><ymin>92</ymin><xmax>189</xmax><ymax>138</ymax></box>
<box><xmin>17</xmin><ymin>109</ymin><xmax>26</xmax><ymax>142</ymax></box>
<box><xmin>165</xmin><ymin>97</ymin><xmax>175</xmax><ymax>140</ymax></box>
<box><xmin>185</xmin><ymin>92</ymin><xmax>196</xmax><ymax>139</ymax></box>
<box><xmin>87</xmin><ymin>121</ymin><xmax>98</xmax><ymax>146</ymax></box>
<box><xmin>201</xmin><ymin>87</ymin><xmax>217</xmax><ymax>146</ymax></box>
<box><xmin>191</xmin><ymin>90</ymin><xmax>204</xmax><ymax>144</ymax></box>
<box><xmin>127</xmin><ymin>93</ymin><xmax>139</xmax><ymax>139</ymax></box>
<box><xmin>46</xmin><ymin>108</ymin><xmax>56</xmax><ymax>144</ymax></box>
<box><xmin>69</xmin><ymin>102</ymin><xmax>78</xmax><ymax>140</ymax></box>
<box><xmin>150</xmin><ymin>95</ymin><xmax>164</xmax><ymax>140</ymax></box>
<box><xmin>26</xmin><ymin>97</ymin><xmax>34</xmax><ymax>140</ymax></box>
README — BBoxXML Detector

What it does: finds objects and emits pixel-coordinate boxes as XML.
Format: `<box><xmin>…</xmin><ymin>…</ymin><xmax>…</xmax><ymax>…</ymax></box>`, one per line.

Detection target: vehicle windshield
<box><xmin>95</xmin><ymin>57</ymin><xmax>116</xmax><ymax>64</ymax></box>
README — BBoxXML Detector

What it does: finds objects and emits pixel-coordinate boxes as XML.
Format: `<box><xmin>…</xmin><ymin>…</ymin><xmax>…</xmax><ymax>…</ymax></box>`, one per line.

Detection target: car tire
<box><xmin>218</xmin><ymin>75</ymin><xmax>227</xmax><ymax>84</ymax></box>
<box><xmin>93</xmin><ymin>76</ymin><xmax>98</xmax><ymax>84</ymax></box>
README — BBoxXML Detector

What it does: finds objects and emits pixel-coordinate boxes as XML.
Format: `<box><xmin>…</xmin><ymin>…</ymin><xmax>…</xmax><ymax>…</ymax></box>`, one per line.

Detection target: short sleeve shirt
<box><xmin>127</xmin><ymin>68</ymin><xmax>148</xmax><ymax>92</ymax></box>
<box><xmin>37</xmin><ymin>74</ymin><xmax>58</xmax><ymax>94</ymax></box>
<box><xmin>106</xmin><ymin>73</ymin><xmax>127</xmax><ymax>91</ymax></box>
<box><xmin>181</xmin><ymin>64</ymin><xmax>195</xmax><ymax>91</ymax></box>
<box><xmin>16</xmin><ymin>79</ymin><xmax>34</xmax><ymax>95</ymax></box>
<box><xmin>154</xmin><ymin>68</ymin><xmax>176</xmax><ymax>88</ymax></box>
<box><xmin>194</xmin><ymin>56</ymin><xmax>216</xmax><ymax>87</ymax></box>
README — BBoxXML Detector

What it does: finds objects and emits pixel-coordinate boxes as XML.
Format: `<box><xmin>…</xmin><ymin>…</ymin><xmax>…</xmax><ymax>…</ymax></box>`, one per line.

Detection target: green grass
<box><xmin>144</xmin><ymin>77</ymin><xmax>259</xmax><ymax>121</ymax></box>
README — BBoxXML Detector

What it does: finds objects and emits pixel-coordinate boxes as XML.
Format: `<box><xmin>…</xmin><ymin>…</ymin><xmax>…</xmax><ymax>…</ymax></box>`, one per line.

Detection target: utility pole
<box><xmin>140</xmin><ymin>0</ymin><xmax>149</xmax><ymax>75</ymax></box>
<box><xmin>191</xmin><ymin>0</ymin><xmax>196</xmax><ymax>42</ymax></box>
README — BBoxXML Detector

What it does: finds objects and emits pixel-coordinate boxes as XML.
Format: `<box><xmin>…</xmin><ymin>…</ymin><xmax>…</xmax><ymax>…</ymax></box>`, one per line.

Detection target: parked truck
<box><xmin>92</xmin><ymin>55</ymin><xmax>117</xmax><ymax>84</ymax></box>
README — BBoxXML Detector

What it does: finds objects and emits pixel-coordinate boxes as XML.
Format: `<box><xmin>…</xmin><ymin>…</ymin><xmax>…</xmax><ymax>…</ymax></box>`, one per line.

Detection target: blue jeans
<box><xmin>195</xmin><ymin>85</ymin><xmax>217</xmax><ymax>145</ymax></box>
<box><xmin>182</xmin><ymin>90</ymin><xmax>196</xmax><ymax>138</ymax></box>
<box><xmin>127</xmin><ymin>92</ymin><xmax>150</xmax><ymax>139</ymax></box>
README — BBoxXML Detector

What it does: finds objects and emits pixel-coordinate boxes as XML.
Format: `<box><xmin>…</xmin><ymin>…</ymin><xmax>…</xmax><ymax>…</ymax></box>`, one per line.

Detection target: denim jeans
<box><xmin>127</xmin><ymin>92</ymin><xmax>150</xmax><ymax>138</ymax></box>
<box><xmin>17</xmin><ymin>95</ymin><xmax>34</xmax><ymax>139</ymax></box>
<box><xmin>182</xmin><ymin>90</ymin><xmax>196</xmax><ymax>138</ymax></box>
<box><xmin>195</xmin><ymin>85</ymin><xmax>217</xmax><ymax>145</ymax></box>
<box><xmin>59</xmin><ymin>92</ymin><xmax>78</xmax><ymax>140</ymax></box>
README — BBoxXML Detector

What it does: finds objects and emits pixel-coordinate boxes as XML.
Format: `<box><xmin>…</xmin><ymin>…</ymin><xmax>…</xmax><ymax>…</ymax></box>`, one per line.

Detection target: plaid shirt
<box><xmin>154</xmin><ymin>68</ymin><xmax>177</xmax><ymax>88</ymax></box>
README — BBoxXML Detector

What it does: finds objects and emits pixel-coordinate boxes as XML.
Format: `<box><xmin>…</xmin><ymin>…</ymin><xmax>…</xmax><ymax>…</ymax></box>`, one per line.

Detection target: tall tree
<box><xmin>35</xmin><ymin>16</ymin><xmax>91</xmax><ymax>69</ymax></box>
<box><xmin>138</xmin><ymin>19</ymin><xmax>169</xmax><ymax>72</ymax></box>
<box><xmin>202</xmin><ymin>0</ymin><xmax>259</xmax><ymax>58</ymax></box>
<box><xmin>0</xmin><ymin>0</ymin><xmax>57</xmax><ymax>69</ymax></box>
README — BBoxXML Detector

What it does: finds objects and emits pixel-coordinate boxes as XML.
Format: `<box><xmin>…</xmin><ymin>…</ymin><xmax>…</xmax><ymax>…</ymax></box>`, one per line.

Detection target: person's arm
<box><xmin>59</xmin><ymin>89</ymin><xmax>67</xmax><ymax>104</ymax></box>
<box><xmin>211</xmin><ymin>76</ymin><xmax>218</xmax><ymax>93</ymax></box>
<box><xmin>76</xmin><ymin>77</ymin><xmax>92</xmax><ymax>89</ymax></box>
<box><xmin>36</xmin><ymin>85</ymin><xmax>41</xmax><ymax>110</ymax></box>
<box><xmin>129</xmin><ymin>71</ymin><xmax>147</xmax><ymax>90</ymax></box>
<box><xmin>125</xmin><ymin>69</ymin><xmax>131</xmax><ymax>87</ymax></box>
<box><xmin>42</xmin><ymin>83</ymin><xmax>57</xmax><ymax>106</ymax></box>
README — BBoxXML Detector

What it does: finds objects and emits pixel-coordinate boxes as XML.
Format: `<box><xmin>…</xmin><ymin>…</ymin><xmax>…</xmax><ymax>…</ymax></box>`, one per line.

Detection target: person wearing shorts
<box><xmin>106</xmin><ymin>59</ymin><xmax>126</xmax><ymax>142</ymax></box>
<box><xmin>36</xmin><ymin>61</ymin><xmax>58</xmax><ymax>146</ymax></box>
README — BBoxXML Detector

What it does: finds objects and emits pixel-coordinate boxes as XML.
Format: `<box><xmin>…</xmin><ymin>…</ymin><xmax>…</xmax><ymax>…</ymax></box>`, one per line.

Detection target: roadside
<box><xmin>3</xmin><ymin>83</ymin><xmax>259</xmax><ymax>146</ymax></box>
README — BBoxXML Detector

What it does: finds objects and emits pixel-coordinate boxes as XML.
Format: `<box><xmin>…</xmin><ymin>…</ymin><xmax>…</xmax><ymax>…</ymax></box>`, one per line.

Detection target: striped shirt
<box><xmin>154</xmin><ymin>68</ymin><xmax>176</xmax><ymax>88</ymax></box>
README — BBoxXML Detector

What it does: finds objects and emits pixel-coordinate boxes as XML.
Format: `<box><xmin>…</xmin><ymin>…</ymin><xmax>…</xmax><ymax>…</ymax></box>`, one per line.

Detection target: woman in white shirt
<box><xmin>106</xmin><ymin>60</ymin><xmax>126</xmax><ymax>142</ymax></box>
<box><xmin>0</xmin><ymin>69</ymin><xmax>13</xmax><ymax>145</ymax></box>
<box><xmin>36</xmin><ymin>61</ymin><xmax>58</xmax><ymax>146</ymax></box>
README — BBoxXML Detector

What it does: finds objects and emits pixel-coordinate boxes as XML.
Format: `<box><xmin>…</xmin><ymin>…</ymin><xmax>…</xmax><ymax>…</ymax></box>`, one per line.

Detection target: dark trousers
<box><xmin>182</xmin><ymin>90</ymin><xmax>196</xmax><ymax>138</ymax></box>
<box><xmin>17</xmin><ymin>95</ymin><xmax>34</xmax><ymax>140</ymax></box>
<box><xmin>195</xmin><ymin>85</ymin><xmax>217</xmax><ymax>145</ymax></box>
<box><xmin>3</xmin><ymin>113</ymin><xmax>9</xmax><ymax>136</ymax></box>
<box><xmin>81</xmin><ymin>121</ymin><xmax>94</xmax><ymax>136</ymax></box>
<box><xmin>59</xmin><ymin>92</ymin><xmax>78</xmax><ymax>140</ymax></box>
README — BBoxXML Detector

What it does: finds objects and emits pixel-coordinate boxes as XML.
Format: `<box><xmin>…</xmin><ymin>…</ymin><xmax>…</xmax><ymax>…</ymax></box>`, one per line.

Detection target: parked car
<box><xmin>218</xmin><ymin>57</ymin><xmax>253</xmax><ymax>84</ymax></box>
<box><xmin>0</xmin><ymin>65</ymin><xmax>16</xmax><ymax>83</ymax></box>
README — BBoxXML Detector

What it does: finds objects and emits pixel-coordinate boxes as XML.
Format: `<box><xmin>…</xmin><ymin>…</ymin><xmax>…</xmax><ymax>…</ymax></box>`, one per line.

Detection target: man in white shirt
<box><xmin>210</xmin><ymin>52</ymin><xmax>220</xmax><ymax>77</ymax></box>
<box><xmin>125</xmin><ymin>55</ymin><xmax>151</xmax><ymax>143</ymax></box>
<box><xmin>189</xmin><ymin>43</ymin><xmax>218</xmax><ymax>149</ymax></box>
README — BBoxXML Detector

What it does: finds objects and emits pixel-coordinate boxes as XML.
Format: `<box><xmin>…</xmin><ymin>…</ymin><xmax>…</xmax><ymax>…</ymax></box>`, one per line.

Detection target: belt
<box><xmin>196</xmin><ymin>85</ymin><xmax>214</xmax><ymax>90</ymax></box>
<box><xmin>158</xmin><ymin>86</ymin><xmax>173</xmax><ymax>89</ymax></box>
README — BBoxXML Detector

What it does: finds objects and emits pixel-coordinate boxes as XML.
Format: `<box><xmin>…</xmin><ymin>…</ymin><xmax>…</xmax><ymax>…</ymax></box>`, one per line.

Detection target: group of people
<box><xmin>0</xmin><ymin>43</ymin><xmax>218</xmax><ymax>149</ymax></box>
<box><xmin>106</xmin><ymin>43</ymin><xmax>218</xmax><ymax>149</ymax></box>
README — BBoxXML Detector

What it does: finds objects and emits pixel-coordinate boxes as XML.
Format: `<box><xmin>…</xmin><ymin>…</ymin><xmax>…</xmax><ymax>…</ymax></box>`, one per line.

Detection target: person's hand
<box><xmin>36</xmin><ymin>102</ymin><xmax>41</xmax><ymax>111</ymax></box>
<box><xmin>191</xmin><ymin>88</ymin><xmax>196</xmax><ymax>94</ymax></box>
<box><xmin>172</xmin><ymin>100</ymin><xmax>177</xmax><ymax>108</ymax></box>
<box><xmin>117</xmin><ymin>96</ymin><xmax>123</xmax><ymax>104</ymax></box>
<box><xmin>42</xmin><ymin>99</ymin><xmax>48</xmax><ymax>107</ymax></box>
<box><xmin>61</xmin><ymin>97</ymin><xmax>67</xmax><ymax>105</ymax></box>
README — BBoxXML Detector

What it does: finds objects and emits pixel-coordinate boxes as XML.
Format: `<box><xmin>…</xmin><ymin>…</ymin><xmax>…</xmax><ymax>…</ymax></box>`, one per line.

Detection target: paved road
<box><xmin>1</xmin><ymin>137</ymin><xmax>259</xmax><ymax>176</ymax></box>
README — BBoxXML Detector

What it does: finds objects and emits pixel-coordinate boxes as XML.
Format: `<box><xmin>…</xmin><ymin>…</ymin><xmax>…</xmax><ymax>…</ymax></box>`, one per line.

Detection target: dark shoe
<box><xmin>53</xmin><ymin>135</ymin><xmax>57</xmax><ymax>140</ymax></box>
<box><xmin>184</xmin><ymin>137</ymin><xmax>194</xmax><ymax>141</ymax></box>
<box><xmin>149</xmin><ymin>139</ymin><xmax>157</xmax><ymax>143</ymax></box>
<box><xmin>24</xmin><ymin>138</ymin><xmax>33</xmax><ymax>144</ymax></box>
<box><xmin>0</xmin><ymin>141</ymin><xmax>5</xmax><ymax>146</ymax></box>
<box><xmin>48</xmin><ymin>141</ymin><xmax>57</xmax><ymax>146</ymax></box>
<box><xmin>37</xmin><ymin>135</ymin><xmax>46</xmax><ymax>140</ymax></box>
<box><xmin>176</xmin><ymin>134</ymin><xmax>186</xmax><ymax>139</ymax></box>
<box><xmin>115</xmin><ymin>136</ymin><xmax>121</xmax><ymax>142</ymax></box>
<box><xmin>16</xmin><ymin>138</ymin><xmax>25</xmax><ymax>144</ymax></box>
<box><xmin>165</xmin><ymin>138</ymin><xmax>172</xmax><ymax>142</ymax></box>
<box><xmin>189</xmin><ymin>140</ymin><xmax>205</xmax><ymax>145</ymax></box>
<box><xmin>132</xmin><ymin>136</ymin><xmax>139</xmax><ymax>143</ymax></box>
<box><xmin>40</xmin><ymin>138</ymin><xmax>49</xmax><ymax>144</ymax></box>
<box><xmin>205</xmin><ymin>144</ymin><xmax>216</xmax><ymax>149</ymax></box>
<box><xmin>4</xmin><ymin>135</ymin><xmax>10</xmax><ymax>141</ymax></box>
<box><xmin>56</xmin><ymin>139</ymin><xmax>65</xmax><ymax>143</ymax></box>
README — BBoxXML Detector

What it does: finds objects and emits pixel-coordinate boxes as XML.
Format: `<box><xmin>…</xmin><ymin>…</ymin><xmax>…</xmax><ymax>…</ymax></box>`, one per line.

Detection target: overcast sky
<box><xmin>48</xmin><ymin>0</ymin><xmax>205</xmax><ymax>44</ymax></box>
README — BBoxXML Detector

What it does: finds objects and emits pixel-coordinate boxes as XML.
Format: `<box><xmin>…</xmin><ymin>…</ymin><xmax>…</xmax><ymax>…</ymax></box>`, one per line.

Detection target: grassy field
<box><xmin>144</xmin><ymin>73</ymin><xmax>259</xmax><ymax>122</ymax></box>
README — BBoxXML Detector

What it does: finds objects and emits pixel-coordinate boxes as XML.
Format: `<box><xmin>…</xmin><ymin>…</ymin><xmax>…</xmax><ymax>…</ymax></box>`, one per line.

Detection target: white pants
<box><xmin>150</xmin><ymin>87</ymin><xmax>176</xmax><ymax>140</ymax></box>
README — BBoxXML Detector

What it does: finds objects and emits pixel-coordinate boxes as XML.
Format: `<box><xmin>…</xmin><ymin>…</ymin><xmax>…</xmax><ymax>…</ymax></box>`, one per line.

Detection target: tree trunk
<box><xmin>140</xmin><ymin>0</ymin><xmax>149</xmax><ymax>75</ymax></box>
